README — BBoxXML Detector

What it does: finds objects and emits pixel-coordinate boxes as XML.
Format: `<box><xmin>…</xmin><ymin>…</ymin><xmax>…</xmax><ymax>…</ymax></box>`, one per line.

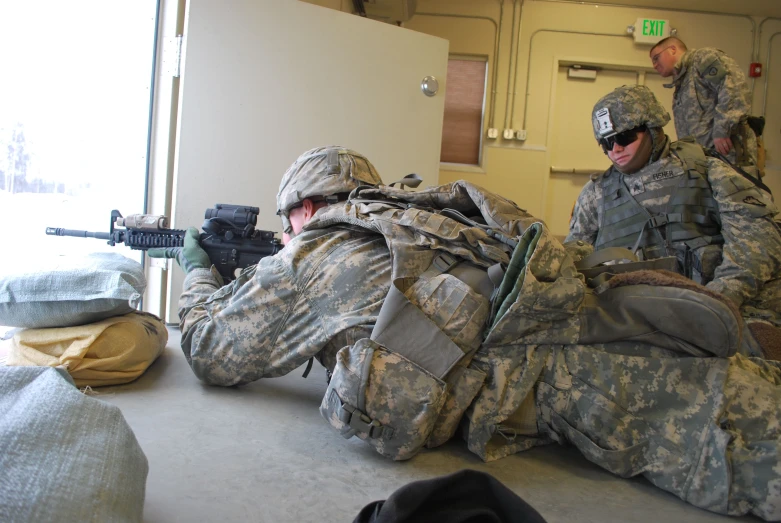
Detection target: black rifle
<box><xmin>46</xmin><ymin>204</ymin><xmax>282</xmax><ymax>282</ymax></box>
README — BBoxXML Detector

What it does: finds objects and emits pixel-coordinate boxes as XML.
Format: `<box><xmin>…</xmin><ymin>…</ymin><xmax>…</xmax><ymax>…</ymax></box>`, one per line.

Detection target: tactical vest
<box><xmin>594</xmin><ymin>139</ymin><xmax>723</xmax><ymax>284</ymax></box>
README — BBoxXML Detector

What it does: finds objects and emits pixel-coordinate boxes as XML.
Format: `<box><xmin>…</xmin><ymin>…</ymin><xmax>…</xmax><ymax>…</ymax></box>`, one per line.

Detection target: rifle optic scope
<box><xmin>204</xmin><ymin>204</ymin><xmax>258</xmax><ymax>228</ymax></box>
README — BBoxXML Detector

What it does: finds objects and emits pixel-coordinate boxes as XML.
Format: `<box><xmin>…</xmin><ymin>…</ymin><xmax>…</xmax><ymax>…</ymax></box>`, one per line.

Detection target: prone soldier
<box><xmin>153</xmin><ymin>145</ymin><xmax>781</xmax><ymax>520</ymax></box>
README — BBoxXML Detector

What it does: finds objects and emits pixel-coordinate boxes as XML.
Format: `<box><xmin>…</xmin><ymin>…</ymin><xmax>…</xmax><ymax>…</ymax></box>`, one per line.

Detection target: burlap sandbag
<box><xmin>4</xmin><ymin>311</ymin><xmax>167</xmax><ymax>387</ymax></box>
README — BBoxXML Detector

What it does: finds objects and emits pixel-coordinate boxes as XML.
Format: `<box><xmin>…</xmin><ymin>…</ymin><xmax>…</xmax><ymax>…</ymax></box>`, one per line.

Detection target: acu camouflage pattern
<box><xmin>389</xmin><ymin>273</ymin><xmax>490</xmax><ymax>449</ymax></box>
<box><xmin>178</xmin><ymin>171</ymin><xmax>781</xmax><ymax>518</ymax></box>
<box><xmin>591</xmin><ymin>139</ymin><xmax>723</xmax><ymax>282</ymax></box>
<box><xmin>316</xmin><ymin>181</ymin><xmax>528</xmax><ymax>459</ymax></box>
<box><xmin>669</xmin><ymin>48</ymin><xmax>757</xmax><ymax>166</ymax></box>
<box><xmin>321</xmin><ymin>338</ymin><xmax>447</xmax><ymax>461</ymax></box>
<box><xmin>566</xmin><ymin>137</ymin><xmax>781</xmax><ymax>324</ymax></box>
<box><xmin>316</xmin><ymin>182</ymin><xmax>741</xmax><ymax>448</ymax></box>
<box><xmin>319</xmin><ymin>271</ymin><xmax>489</xmax><ymax>460</ymax></box>
<box><xmin>534</xmin><ymin>345</ymin><xmax>781</xmax><ymax>520</ymax></box>
<box><xmin>275</xmin><ymin>146</ymin><xmax>383</xmax><ymax>232</ymax></box>
<box><xmin>313</xmin><ymin>180</ymin><xmax>538</xmax><ymax>281</ymax></box>
<box><xmin>466</xmin><ymin>221</ymin><xmax>781</xmax><ymax>519</ymax></box>
<box><xmin>177</xmin><ymin>225</ymin><xmax>391</xmax><ymax>386</ymax></box>
<box><xmin>592</xmin><ymin>85</ymin><xmax>670</xmax><ymax>140</ymax></box>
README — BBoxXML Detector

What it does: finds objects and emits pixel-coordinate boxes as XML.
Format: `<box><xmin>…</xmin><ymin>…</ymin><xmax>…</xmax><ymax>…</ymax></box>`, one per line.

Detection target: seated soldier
<box><xmin>152</xmin><ymin>145</ymin><xmax>781</xmax><ymax>521</ymax></box>
<box><xmin>566</xmin><ymin>85</ymin><xmax>781</xmax><ymax>359</ymax></box>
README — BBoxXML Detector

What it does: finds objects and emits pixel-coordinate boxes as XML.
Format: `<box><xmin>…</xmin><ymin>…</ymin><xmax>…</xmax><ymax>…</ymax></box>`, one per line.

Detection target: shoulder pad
<box><xmin>695</xmin><ymin>52</ymin><xmax>728</xmax><ymax>83</ymax></box>
<box><xmin>590</xmin><ymin>169</ymin><xmax>607</xmax><ymax>182</ymax></box>
<box><xmin>673</xmin><ymin>136</ymin><xmax>697</xmax><ymax>145</ymax></box>
<box><xmin>671</xmin><ymin>139</ymin><xmax>708</xmax><ymax>175</ymax></box>
<box><xmin>671</xmin><ymin>139</ymin><xmax>707</xmax><ymax>162</ymax></box>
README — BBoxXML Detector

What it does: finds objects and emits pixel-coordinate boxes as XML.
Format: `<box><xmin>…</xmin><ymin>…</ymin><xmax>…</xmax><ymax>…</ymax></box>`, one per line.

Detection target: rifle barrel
<box><xmin>45</xmin><ymin>227</ymin><xmax>112</xmax><ymax>240</ymax></box>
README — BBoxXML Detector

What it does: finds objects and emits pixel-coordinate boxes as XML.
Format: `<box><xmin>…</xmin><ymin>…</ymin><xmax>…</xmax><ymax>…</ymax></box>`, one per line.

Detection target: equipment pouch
<box><xmin>425</xmin><ymin>365</ymin><xmax>486</xmax><ymax>448</ymax></box>
<box><xmin>319</xmin><ymin>338</ymin><xmax>447</xmax><ymax>461</ymax></box>
<box><xmin>692</xmin><ymin>244</ymin><xmax>723</xmax><ymax>284</ymax></box>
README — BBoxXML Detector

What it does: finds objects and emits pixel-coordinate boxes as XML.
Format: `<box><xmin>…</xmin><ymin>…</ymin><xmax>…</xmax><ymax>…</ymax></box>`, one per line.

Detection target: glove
<box><xmin>148</xmin><ymin>227</ymin><xmax>211</xmax><ymax>273</ymax></box>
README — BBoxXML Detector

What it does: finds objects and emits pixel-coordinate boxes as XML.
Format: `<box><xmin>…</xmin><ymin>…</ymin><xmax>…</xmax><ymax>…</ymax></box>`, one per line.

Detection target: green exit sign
<box><xmin>633</xmin><ymin>17</ymin><xmax>671</xmax><ymax>44</ymax></box>
<box><xmin>642</xmin><ymin>19</ymin><xmax>666</xmax><ymax>36</ymax></box>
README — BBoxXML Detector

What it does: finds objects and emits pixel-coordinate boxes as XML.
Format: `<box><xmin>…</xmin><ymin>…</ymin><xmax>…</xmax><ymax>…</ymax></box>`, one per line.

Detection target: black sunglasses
<box><xmin>599</xmin><ymin>125</ymin><xmax>646</xmax><ymax>153</ymax></box>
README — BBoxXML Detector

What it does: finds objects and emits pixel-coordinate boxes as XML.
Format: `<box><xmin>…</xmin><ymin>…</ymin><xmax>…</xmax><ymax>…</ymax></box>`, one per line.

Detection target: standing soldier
<box><xmin>650</xmin><ymin>36</ymin><xmax>757</xmax><ymax>168</ymax></box>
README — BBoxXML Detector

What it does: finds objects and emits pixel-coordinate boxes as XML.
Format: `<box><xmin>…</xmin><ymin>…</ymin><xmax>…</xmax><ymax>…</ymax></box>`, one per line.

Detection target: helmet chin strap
<box><xmin>280</xmin><ymin>198</ymin><xmax>326</xmax><ymax>240</ymax></box>
<box><xmin>613</xmin><ymin>132</ymin><xmax>653</xmax><ymax>174</ymax></box>
<box><xmin>649</xmin><ymin>127</ymin><xmax>668</xmax><ymax>162</ymax></box>
<box><xmin>280</xmin><ymin>214</ymin><xmax>294</xmax><ymax>236</ymax></box>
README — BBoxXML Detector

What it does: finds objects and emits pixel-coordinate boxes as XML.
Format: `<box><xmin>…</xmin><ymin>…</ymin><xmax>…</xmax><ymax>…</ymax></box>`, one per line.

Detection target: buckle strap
<box><xmin>575</xmin><ymin>246</ymin><xmax>638</xmax><ymax>270</ymax></box>
<box><xmin>684</xmin><ymin>236</ymin><xmax>711</xmax><ymax>250</ymax></box>
<box><xmin>645</xmin><ymin>212</ymin><xmax>704</xmax><ymax>229</ymax></box>
<box><xmin>432</xmin><ymin>252</ymin><xmax>459</xmax><ymax>273</ymax></box>
<box><xmin>301</xmin><ymin>357</ymin><xmax>314</xmax><ymax>378</ymax></box>
<box><xmin>338</xmin><ymin>402</ymin><xmax>387</xmax><ymax>439</ymax></box>
<box><xmin>486</xmin><ymin>228</ymin><xmax>519</xmax><ymax>249</ymax></box>
<box><xmin>647</xmin><ymin>215</ymin><xmax>669</xmax><ymax>228</ymax></box>
<box><xmin>420</xmin><ymin>252</ymin><xmax>460</xmax><ymax>282</ymax></box>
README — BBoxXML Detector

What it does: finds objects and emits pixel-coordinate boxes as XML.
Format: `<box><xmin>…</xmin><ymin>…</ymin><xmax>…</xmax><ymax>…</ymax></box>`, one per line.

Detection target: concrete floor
<box><xmin>99</xmin><ymin>327</ymin><xmax>759</xmax><ymax>523</ymax></box>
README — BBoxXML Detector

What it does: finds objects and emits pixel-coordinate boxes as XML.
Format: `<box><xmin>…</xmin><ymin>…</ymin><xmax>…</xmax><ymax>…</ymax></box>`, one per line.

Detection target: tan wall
<box><xmin>301</xmin><ymin>0</ymin><xmax>352</xmax><ymax>12</ymax></box>
<box><xmin>763</xmin><ymin>18</ymin><xmax>781</xmax><ymax>203</ymax></box>
<box><xmin>303</xmin><ymin>0</ymin><xmax>781</xmax><ymax>237</ymax></box>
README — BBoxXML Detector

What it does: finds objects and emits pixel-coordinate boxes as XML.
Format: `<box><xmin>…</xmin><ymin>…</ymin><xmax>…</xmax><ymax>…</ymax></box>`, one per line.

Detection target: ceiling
<box><xmin>533</xmin><ymin>0</ymin><xmax>781</xmax><ymax>18</ymax></box>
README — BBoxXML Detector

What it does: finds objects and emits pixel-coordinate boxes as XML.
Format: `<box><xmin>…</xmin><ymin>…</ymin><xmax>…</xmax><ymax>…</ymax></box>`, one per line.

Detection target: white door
<box><xmin>166</xmin><ymin>0</ymin><xmax>448</xmax><ymax>321</ymax></box>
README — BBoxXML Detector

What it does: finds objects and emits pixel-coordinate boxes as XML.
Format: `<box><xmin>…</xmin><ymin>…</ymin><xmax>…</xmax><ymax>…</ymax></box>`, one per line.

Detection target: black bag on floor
<box><xmin>353</xmin><ymin>469</ymin><xmax>548</xmax><ymax>523</ymax></box>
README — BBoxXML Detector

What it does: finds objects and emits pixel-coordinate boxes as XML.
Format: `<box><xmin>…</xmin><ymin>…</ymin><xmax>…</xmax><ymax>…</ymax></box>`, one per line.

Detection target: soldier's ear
<box><xmin>302</xmin><ymin>198</ymin><xmax>315</xmax><ymax>221</ymax></box>
<box><xmin>302</xmin><ymin>198</ymin><xmax>326</xmax><ymax>223</ymax></box>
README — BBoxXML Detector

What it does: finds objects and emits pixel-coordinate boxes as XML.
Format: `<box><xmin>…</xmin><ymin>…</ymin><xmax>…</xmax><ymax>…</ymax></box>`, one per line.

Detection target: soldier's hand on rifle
<box><xmin>148</xmin><ymin>227</ymin><xmax>211</xmax><ymax>273</ymax></box>
<box><xmin>713</xmin><ymin>137</ymin><xmax>734</xmax><ymax>156</ymax></box>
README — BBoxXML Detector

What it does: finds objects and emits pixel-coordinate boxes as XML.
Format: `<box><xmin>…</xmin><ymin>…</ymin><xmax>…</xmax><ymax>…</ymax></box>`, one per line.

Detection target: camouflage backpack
<box><xmin>310</xmin><ymin>180</ymin><xmax>742</xmax><ymax>461</ymax></box>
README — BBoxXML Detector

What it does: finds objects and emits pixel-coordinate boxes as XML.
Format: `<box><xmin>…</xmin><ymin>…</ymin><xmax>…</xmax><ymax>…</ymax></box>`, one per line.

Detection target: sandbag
<box><xmin>0</xmin><ymin>252</ymin><xmax>146</xmax><ymax>328</ymax></box>
<box><xmin>4</xmin><ymin>311</ymin><xmax>167</xmax><ymax>387</ymax></box>
<box><xmin>0</xmin><ymin>366</ymin><xmax>148</xmax><ymax>522</ymax></box>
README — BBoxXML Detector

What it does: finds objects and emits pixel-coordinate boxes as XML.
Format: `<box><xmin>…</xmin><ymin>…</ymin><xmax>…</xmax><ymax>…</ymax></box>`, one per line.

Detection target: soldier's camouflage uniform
<box><xmin>667</xmin><ymin>47</ymin><xmax>757</xmax><ymax>166</ymax></box>
<box><xmin>567</xmin><ymin>140</ymin><xmax>781</xmax><ymax>330</ymax></box>
<box><xmin>571</xmin><ymin>84</ymin><xmax>781</xmax><ymax>360</ymax></box>
<box><xmin>178</xmin><ymin>227</ymin><xmax>391</xmax><ymax>385</ymax></box>
<box><xmin>176</xmin><ymin>159</ymin><xmax>781</xmax><ymax>520</ymax></box>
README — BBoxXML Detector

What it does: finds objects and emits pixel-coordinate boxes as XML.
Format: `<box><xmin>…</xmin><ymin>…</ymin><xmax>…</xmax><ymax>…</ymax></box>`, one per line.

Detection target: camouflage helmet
<box><xmin>591</xmin><ymin>85</ymin><xmax>670</xmax><ymax>141</ymax></box>
<box><xmin>276</xmin><ymin>146</ymin><xmax>383</xmax><ymax>233</ymax></box>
